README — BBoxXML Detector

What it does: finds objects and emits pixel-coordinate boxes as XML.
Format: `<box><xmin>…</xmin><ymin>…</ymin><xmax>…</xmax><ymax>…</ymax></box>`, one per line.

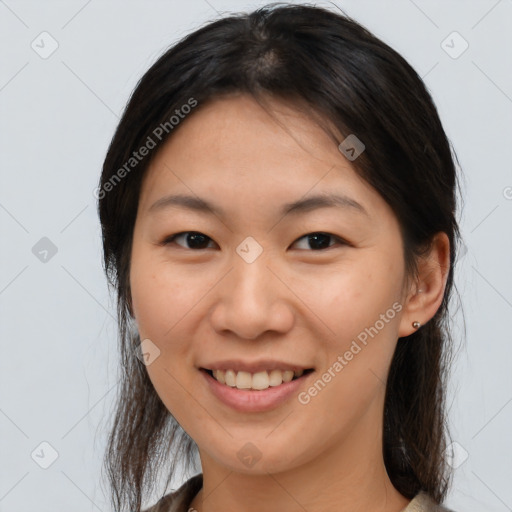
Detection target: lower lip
<box><xmin>201</xmin><ymin>369</ymin><xmax>313</xmax><ymax>413</ymax></box>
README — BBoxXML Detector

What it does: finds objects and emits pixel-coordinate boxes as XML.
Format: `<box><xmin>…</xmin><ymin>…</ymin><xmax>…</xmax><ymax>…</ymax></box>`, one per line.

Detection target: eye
<box><xmin>160</xmin><ymin>231</ymin><xmax>216</xmax><ymax>250</ymax></box>
<box><xmin>159</xmin><ymin>231</ymin><xmax>347</xmax><ymax>251</ymax></box>
<box><xmin>291</xmin><ymin>232</ymin><xmax>347</xmax><ymax>251</ymax></box>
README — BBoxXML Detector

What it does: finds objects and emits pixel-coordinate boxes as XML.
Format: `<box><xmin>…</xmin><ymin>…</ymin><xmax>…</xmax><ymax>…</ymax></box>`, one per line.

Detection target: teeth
<box><xmin>236</xmin><ymin>371</ymin><xmax>253</xmax><ymax>389</ymax></box>
<box><xmin>252</xmin><ymin>371</ymin><xmax>270</xmax><ymax>390</ymax></box>
<box><xmin>269</xmin><ymin>369</ymin><xmax>284</xmax><ymax>387</ymax></box>
<box><xmin>214</xmin><ymin>369</ymin><xmax>226</xmax><ymax>384</ymax></box>
<box><xmin>224</xmin><ymin>369</ymin><xmax>236</xmax><ymax>387</ymax></box>
<box><xmin>211</xmin><ymin>368</ymin><xmax>305</xmax><ymax>390</ymax></box>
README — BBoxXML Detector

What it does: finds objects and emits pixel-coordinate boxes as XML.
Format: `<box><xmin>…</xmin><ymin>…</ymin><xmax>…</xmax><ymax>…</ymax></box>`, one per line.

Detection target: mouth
<box><xmin>200</xmin><ymin>367</ymin><xmax>315</xmax><ymax>391</ymax></box>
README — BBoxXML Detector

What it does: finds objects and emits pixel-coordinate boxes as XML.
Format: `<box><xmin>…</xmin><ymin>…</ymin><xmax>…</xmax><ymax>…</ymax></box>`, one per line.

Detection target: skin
<box><xmin>129</xmin><ymin>94</ymin><xmax>450</xmax><ymax>512</ymax></box>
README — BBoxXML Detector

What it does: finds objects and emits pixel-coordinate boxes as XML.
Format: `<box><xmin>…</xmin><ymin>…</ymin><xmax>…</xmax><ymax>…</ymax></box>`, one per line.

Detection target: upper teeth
<box><xmin>212</xmin><ymin>369</ymin><xmax>305</xmax><ymax>390</ymax></box>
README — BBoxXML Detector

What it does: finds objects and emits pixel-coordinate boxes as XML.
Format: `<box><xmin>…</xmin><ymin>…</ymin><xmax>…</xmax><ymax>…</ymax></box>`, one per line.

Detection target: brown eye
<box><xmin>161</xmin><ymin>231</ymin><xmax>215</xmax><ymax>250</ymax></box>
<box><xmin>291</xmin><ymin>232</ymin><xmax>347</xmax><ymax>251</ymax></box>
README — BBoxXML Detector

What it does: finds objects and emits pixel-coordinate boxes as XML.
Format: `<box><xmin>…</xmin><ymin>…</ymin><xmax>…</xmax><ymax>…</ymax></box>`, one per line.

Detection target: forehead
<box><xmin>137</xmin><ymin>94</ymin><xmax>387</xmax><ymax>223</ymax></box>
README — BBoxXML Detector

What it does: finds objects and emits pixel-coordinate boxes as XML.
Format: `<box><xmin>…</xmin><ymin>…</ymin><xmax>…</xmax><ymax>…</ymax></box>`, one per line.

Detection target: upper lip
<box><xmin>200</xmin><ymin>359</ymin><xmax>314</xmax><ymax>373</ymax></box>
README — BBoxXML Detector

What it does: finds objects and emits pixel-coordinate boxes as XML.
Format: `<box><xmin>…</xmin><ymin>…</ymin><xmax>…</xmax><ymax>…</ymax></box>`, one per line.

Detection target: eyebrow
<box><xmin>147</xmin><ymin>192</ymin><xmax>369</xmax><ymax>218</ymax></box>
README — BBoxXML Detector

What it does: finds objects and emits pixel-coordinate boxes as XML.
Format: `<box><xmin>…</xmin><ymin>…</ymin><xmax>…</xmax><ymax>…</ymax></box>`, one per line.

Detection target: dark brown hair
<box><xmin>98</xmin><ymin>4</ymin><xmax>463</xmax><ymax>511</ymax></box>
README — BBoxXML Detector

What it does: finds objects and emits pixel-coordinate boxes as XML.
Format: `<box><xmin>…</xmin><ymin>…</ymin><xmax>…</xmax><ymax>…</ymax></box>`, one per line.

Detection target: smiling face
<box><xmin>129</xmin><ymin>93</ymin><xmax>416</xmax><ymax>480</ymax></box>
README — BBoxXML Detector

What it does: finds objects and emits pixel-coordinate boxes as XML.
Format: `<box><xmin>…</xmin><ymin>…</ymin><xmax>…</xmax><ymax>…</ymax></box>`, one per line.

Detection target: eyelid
<box><xmin>159</xmin><ymin>231</ymin><xmax>217</xmax><ymax>249</ymax></box>
<box><xmin>291</xmin><ymin>232</ymin><xmax>349</xmax><ymax>250</ymax></box>
<box><xmin>159</xmin><ymin>231</ymin><xmax>350</xmax><ymax>250</ymax></box>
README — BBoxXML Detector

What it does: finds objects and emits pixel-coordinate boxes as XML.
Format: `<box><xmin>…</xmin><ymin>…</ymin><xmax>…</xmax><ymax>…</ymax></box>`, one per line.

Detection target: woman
<box><xmin>98</xmin><ymin>4</ymin><xmax>462</xmax><ymax>511</ymax></box>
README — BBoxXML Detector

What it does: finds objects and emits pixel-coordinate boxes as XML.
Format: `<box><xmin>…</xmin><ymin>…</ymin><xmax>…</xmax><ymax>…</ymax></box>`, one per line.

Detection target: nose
<box><xmin>209</xmin><ymin>248</ymin><xmax>294</xmax><ymax>340</ymax></box>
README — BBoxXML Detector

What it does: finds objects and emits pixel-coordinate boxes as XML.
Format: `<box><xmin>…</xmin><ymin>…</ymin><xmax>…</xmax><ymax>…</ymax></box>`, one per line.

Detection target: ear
<box><xmin>398</xmin><ymin>232</ymin><xmax>450</xmax><ymax>338</ymax></box>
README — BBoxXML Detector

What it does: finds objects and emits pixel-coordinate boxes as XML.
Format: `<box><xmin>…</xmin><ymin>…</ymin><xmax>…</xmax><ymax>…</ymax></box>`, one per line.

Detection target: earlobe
<box><xmin>398</xmin><ymin>232</ymin><xmax>450</xmax><ymax>337</ymax></box>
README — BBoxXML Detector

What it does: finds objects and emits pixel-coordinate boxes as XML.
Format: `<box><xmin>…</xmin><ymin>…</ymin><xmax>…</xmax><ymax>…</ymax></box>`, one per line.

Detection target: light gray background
<box><xmin>1</xmin><ymin>0</ymin><xmax>511</xmax><ymax>511</ymax></box>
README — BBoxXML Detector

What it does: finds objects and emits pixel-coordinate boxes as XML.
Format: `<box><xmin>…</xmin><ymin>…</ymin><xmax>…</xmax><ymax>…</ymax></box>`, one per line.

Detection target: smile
<box><xmin>203</xmin><ymin>368</ymin><xmax>314</xmax><ymax>391</ymax></box>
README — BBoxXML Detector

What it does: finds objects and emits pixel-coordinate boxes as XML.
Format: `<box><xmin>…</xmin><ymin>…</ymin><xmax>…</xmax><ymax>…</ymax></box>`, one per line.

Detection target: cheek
<box><xmin>129</xmin><ymin>257</ymin><xmax>204</xmax><ymax>419</ymax></box>
<box><xmin>130</xmin><ymin>269</ymin><xmax>168</xmax><ymax>340</ymax></box>
<box><xmin>130</xmin><ymin>253</ymin><xmax>198</xmax><ymax>341</ymax></box>
<box><xmin>301</xmin><ymin>257</ymin><xmax>403</xmax><ymax>401</ymax></box>
<box><xmin>300</xmin><ymin>258</ymin><xmax>397</xmax><ymax>339</ymax></box>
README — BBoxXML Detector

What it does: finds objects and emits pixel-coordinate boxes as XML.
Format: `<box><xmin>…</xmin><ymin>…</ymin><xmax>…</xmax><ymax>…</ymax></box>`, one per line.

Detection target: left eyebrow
<box><xmin>280</xmin><ymin>193</ymin><xmax>369</xmax><ymax>218</ymax></box>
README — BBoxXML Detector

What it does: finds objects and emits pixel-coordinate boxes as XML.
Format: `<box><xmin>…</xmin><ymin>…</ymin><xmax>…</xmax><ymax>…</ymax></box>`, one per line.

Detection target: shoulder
<box><xmin>142</xmin><ymin>473</ymin><xmax>203</xmax><ymax>512</ymax></box>
<box><xmin>143</xmin><ymin>479</ymin><xmax>458</xmax><ymax>512</ymax></box>
<box><xmin>403</xmin><ymin>491</ymin><xmax>457</xmax><ymax>512</ymax></box>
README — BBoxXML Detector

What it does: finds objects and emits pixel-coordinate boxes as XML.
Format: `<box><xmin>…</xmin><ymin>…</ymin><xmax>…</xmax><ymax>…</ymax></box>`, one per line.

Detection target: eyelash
<box><xmin>159</xmin><ymin>231</ymin><xmax>349</xmax><ymax>251</ymax></box>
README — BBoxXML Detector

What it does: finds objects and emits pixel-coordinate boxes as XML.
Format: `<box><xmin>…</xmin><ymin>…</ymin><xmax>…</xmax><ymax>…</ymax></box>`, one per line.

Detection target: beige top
<box><xmin>143</xmin><ymin>473</ymin><xmax>455</xmax><ymax>512</ymax></box>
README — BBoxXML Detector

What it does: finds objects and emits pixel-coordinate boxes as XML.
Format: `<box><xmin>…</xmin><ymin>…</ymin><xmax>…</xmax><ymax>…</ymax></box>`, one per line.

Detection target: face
<box><xmin>129</xmin><ymin>94</ymin><xmax>413</xmax><ymax>476</ymax></box>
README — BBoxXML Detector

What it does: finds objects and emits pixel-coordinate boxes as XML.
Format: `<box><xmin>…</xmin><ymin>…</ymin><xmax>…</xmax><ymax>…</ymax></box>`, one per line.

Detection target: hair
<box><xmin>97</xmin><ymin>3</ymin><xmax>464</xmax><ymax>511</ymax></box>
